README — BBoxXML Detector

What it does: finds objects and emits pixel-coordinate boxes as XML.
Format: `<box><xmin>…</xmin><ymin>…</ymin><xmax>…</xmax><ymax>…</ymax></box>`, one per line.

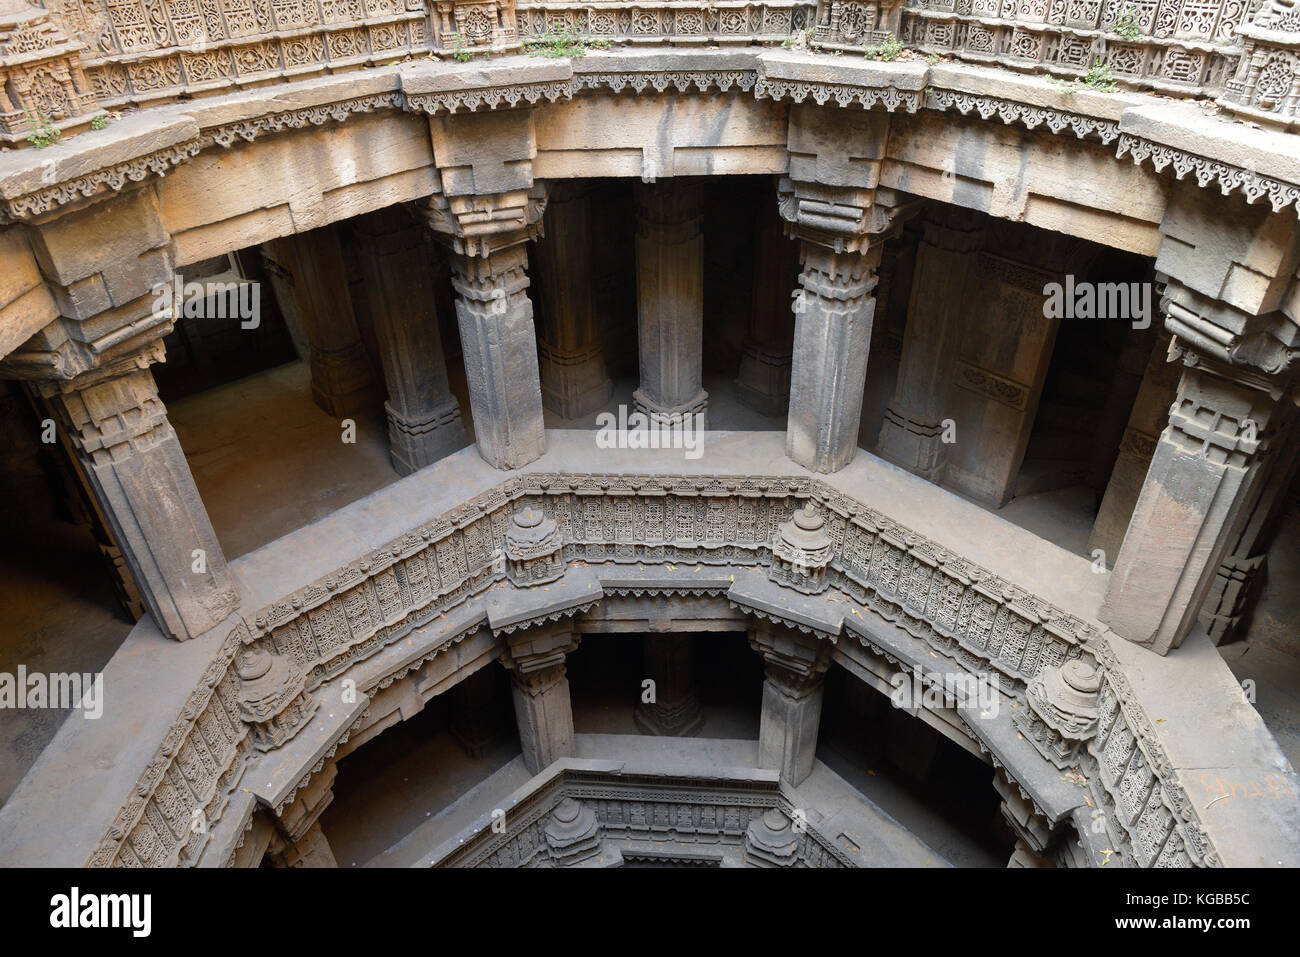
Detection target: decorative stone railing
<box><xmin>7</xmin><ymin>441</ymin><xmax>1294</xmax><ymax>870</ymax></box>
<box><xmin>247</xmin><ymin>472</ymin><xmax>1099</xmax><ymax>696</ymax></box>
<box><xmin>898</xmin><ymin>0</ymin><xmax>1249</xmax><ymax>99</ymax></box>
<box><xmin>515</xmin><ymin>0</ymin><xmax>815</xmax><ymax>46</ymax></box>
<box><xmin>5</xmin><ymin>0</ymin><xmax>1298</xmax><ymax>147</ymax></box>
<box><xmin>429</xmin><ymin>760</ymin><xmax>854</xmax><ymax>867</ymax></box>
<box><xmin>0</xmin><ymin>0</ymin><xmax>813</xmax><ymax>139</ymax></box>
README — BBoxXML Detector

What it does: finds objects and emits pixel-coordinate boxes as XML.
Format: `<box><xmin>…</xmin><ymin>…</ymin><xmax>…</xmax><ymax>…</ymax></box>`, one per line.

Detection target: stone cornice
<box><xmin>2</xmin><ymin>52</ymin><xmax>1299</xmax><ymax>225</ymax></box>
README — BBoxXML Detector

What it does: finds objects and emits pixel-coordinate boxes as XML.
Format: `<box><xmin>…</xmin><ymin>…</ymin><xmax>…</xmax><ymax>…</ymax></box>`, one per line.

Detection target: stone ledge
<box><xmin>0</xmin><ymin>613</ymin><xmax>238</xmax><ymax>867</ymax></box>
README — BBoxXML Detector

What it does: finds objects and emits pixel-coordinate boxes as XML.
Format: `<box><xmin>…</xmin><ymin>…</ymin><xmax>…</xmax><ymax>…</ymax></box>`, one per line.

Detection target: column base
<box><xmin>633</xmin><ymin>388</ymin><xmax>708</xmax><ymax>431</ymax></box>
<box><xmin>310</xmin><ymin>343</ymin><xmax>382</xmax><ymax>419</ymax></box>
<box><xmin>386</xmin><ymin>399</ymin><xmax>466</xmax><ymax>476</ymax></box>
<box><xmin>877</xmin><ymin>407</ymin><xmax>947</xmax><ymax>482</ymax></box>
<box><xmin>735</xmin><ymin>344</ymin><xmax>792</xmax><ymax>418</ymax></box>
<box><xmin>540</xmin><ymin>342</ymin><xmax>614</xmax><ymax>420</ymax></box>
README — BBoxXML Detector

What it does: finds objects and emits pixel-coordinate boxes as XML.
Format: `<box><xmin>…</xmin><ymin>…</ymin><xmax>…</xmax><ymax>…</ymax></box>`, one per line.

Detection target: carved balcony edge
<box><xmin>72</xmin><ymin>466</ymin><xmax>1286</xmax><ymax>869</ymax></box>
<box><xmin>2</xmin><ymin>52</ymin><xmax>1298</xmax><ymax>230</ymax></box>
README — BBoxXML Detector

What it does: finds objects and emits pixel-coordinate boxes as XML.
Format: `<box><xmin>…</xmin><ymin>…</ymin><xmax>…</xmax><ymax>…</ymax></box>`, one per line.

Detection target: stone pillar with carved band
<box><xmin>419</xmin><ymin>108</ymin><xmax>548</xmax><ymax>470</ymax></box>
<box><xmin>735</xmin><ymin>198</ymin><xmax>800</xmax><ymax>417</ymax></box>
<box><xmin>877</xmin><ymin>204</ymin><xmax>982</xmax><ymax>483</ymax></box>
<box><xmin>750</xmin><ymin>622</ymin><xmax>833</xmax><ymax>786</ymax></box>
<box><xmin>351</xmin><ymin>207</ymin><xmax>466</xmax><ymax>475</ymax></box>
<box><xmin>3</xmin><ymin>188</ymin><xmax>239</xmax><ymax>642</ymax></box>
<box><xmin>786</xmin><ymin>242</ymin><xmax>883</xmax><ymax>473</ymax></box>
<box><xmin>1101</xmin><ymin>342</ymin><xmax>1283</xmax><ymax>655</ymax></box>
<box><xmin>634</xmin><ymin>633</ymin><xmax>704</xmax><ymax>736</ymax></box>
<box><xmin>38</xmin><ymin>351</ymin><xmax>240</xmax><ymax>641</ymax></box>
<box><xmin>533</xmin><ymin>180</ymin><xmax>614</xmax><ymax>419</ymax></box>
<box><xmin>776</xmin><ymin>105</ymin><xmax>921</xmax><ymax>473</ymax></box>
<box><xmin>500</xmin><ymin>621</ymin><xmax>580</xmax><ymax>775</ymax></box>
<box><xmin>634</xmin><ymin>178</ymin><xmax>708</xmax><ymax>429</ymax></box>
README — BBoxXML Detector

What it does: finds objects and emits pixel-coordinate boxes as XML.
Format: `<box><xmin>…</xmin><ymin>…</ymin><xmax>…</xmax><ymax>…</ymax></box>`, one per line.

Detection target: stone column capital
<box><xmin>1162</xmin><ymin>281</ymin><xmax>1300</xmax><ymax>389</ymax></box>
<box><xmin>419</xmin><ymin>183</ymin><xmax>548</xmax><ymax>259</ymax></box>
<box><xmin>777</xmin><ymin>179</ymin><xmax>922</xmax><ymax>254</ymax></box>
<box><xmin>500</xmin><ymin>620</ymin><xmax>580</xmax><ymax>677</ymax></box>
<box><xmin>748</xmin><ymin>623</ymin><xmax>832</xmax><ymax>695</ymax></box>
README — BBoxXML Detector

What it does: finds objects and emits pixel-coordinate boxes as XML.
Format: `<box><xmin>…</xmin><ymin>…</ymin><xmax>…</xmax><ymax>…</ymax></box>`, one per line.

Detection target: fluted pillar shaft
<box><xmin>352</xmin><ymin>208</ymin><xmax>465</xmax><ymax>475</ymax></box>
<box><xmin>634</xmin><ymin>179</ymin><xmax>707</xmax><ymax>426</ymax></box>
<box><xmin>786</xmin><ymin>242</ymin><xmax>882</xmax><ymax>473</ymax></box>
<box><xmin>534</xmin><ymin>181</ymin><xmax>613</xmax><ymax>419</ymax></box>
<box><xmin>634</xmin><ymin>633</ymin><xmax>704</xmax><ymax>736</ymax></box>
<box><xmin>1101</xmin><ymin>356</ymin><xmax>1280</xmax><ymax>655</ymax></box>
<box><xmin>447</xmin><ymin>245</ymin><xmax>546</xmax><ymax>469</ymax></box>
<box><xmin>736</xmin><ymin>201</ymin><xmax>800</xmax><ymax>417</ymax></box>
<box><xmin>877</xmin><ymin>207</ymin><xmax>982</xmax><ymax>482</ymax></box>
<box><xmin>279</xmin><ymin>225</ymin><xmax>380</xmax><ymax>418</ymax></box>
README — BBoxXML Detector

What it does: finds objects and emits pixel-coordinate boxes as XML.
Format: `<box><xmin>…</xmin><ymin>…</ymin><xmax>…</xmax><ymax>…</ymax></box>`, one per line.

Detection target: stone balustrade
<box><xmin>428</xmin><ymin>759</ymin><xmax>853</xmax><ymax>867</ymax></box>
<box><xmin>4</xmin><ymin>433</ymin><xmax>1290</xmax><ymax>870</ymax></box>
<box><xmin>3</xmin><ymin>0</ymin><xmax>1298</xmax><ymax>149</ymax></box>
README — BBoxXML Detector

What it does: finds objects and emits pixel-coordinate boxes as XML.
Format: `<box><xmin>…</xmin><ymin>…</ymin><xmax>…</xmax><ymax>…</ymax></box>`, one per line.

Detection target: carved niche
<box><xmin>0</xmin><ymin>0</ymin><xmax>99</xmax><ymax>145</ymax></box>
<box><xmin>1219</xmin><ymin>0</ymin><xmax>1300</xmax><ymax>130</ymax></box>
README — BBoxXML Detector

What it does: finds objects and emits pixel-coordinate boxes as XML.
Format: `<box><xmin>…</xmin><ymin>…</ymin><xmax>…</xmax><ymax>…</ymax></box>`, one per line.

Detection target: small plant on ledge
<box><xmin>451</xmin><ymin>34</ymin><xmax>473</xmax><ymax>62</ymax></box>
<box><xmin>24</xmin><ymin>108</ymin><xmax>61</xmax><ymax>149</ymax></box>
<box><xmin>1082</xmin><ymin>59</ymin><xmax>1119</xmax><ymax>91</ymax></box>
<box><xmin>1113</xmin><ymin>5</ymin><xmax>1145</xmax><ymax>41</ymax></box>
<box><xmin>863</xmin><ymin>33</ymin><xmax>903</xmax><ymax>61</ymax></box>
<box><xmin>523</xmin><ymin>30</ymin><xmax>610</xmax><ymax>58</ymax></box>
<box><xmin>90</xmin><ymin>114</ymin><xmax>109</xmax><ymax>131</ymax></box>
<box><xmin>1045</xmin><ymin>59</ymin><xmax>1119</xmax><ymax>93</ymax></box>
<box><xmin>781</xmin><ymin>26</ymin><xmax>820</xmax><ymax>53</ymax></box>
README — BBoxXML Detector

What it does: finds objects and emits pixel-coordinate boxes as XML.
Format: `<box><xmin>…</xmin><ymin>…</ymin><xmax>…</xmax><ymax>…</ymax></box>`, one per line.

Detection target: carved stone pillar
<box><xmin>750</xmin><ymin>624</ymin><xmax>832</xmax><ymax>786</ymax></box>
<box><xmin>533</xmin><ymin>181</ymin><xmax>613</xmax><ymax>419</ymax></box>
<box><xmin>1089</xmin><ymin>336</ymin><xmax>1184</xmax><ymax>561</ymax></box>
<box><xmin>633</xmin><ymin>179</ymin><xmax>708</xmax><ymax>427</ymax></box>
<box><xmin>350</xmin><ymin>207</ymin><xmax>465</xmax><ymax>475</ymax></box>
<box><xmin>940</xmin><ymin>223</ymin><xmax>1068</xmax><ymax>508</ymax></box>
<box><xmin>735</xmin><ymin>200</ymin><xmax>800</xmax><ymax>417</ymax></box>
<box><xmin>37</xmin><ymin>349</ymin><xmax>238</xmax><ymax>641</ymax></box>
<box><xmin>877</xmin><ymin>206</ymin><xmax>982</xmax><ymax>483</ymax></box>
<box><xmin>274</xmin><ymin>225</ymin><xmax>380</xmax><ymax>418</ymax></box>
<box><xmin>1100</xmin><ymin>350</ymin><xmax>1282</xmax><ymax>655</ymax></box>
<box><xmin>786</xmin><ymin>242</ymin><xmax>882</xmax><ymax>473</ymax></box>
<box><xmin>501</xmin><ymin>621</ymin><xmax>579</xmax><ymax>775</ymax></box>
<box><xmin>634</xmin><ymin>633</ymin><xmax>704</xmax><ymax>737</ymax></box>
<box><xmin>446</xmin><ymin>245</ymin><xmax>546</xmax><ymax>469</ymax></box>
<box><xmin>1199</xmin><ymin>403</ymin><xmax>1300</xmax><ymax>643</ymax></box>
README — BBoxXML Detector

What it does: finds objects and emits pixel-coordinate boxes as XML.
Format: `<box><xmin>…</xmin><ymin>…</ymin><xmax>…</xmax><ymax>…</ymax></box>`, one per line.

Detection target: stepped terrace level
<box><xmin>0</xmin><ymin>0</ymin><xmax>1298</xmax><ymax>870</ymax></box>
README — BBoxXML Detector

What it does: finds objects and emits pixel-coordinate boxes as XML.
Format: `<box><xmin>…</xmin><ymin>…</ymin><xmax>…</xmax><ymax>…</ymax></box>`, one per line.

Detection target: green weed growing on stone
<box><xmin>1114</xmin><ymin>5</ymin><xmax>1144</xmax><ymax>41</ymax></box>
<box><xmin>1082</xmin><ymin>59</ymin><xmax>1118</xmax><ymax>91</ymax></box>
<box><xmin>452</xmin><ymin>35</ymin><xmax>473</xmax><ymax>62</ymax></box>
<box><xmin>862</xmin><ymin>33</ymin><xmax>903</xmax><ymax>61</ymax></box>
<box><xmin>90</xmin><ymin>114</ymin><xmax>109</xmax><ymax>131</ymax></box>
<box><xmin>523</xmin><ymin>30</ymin><xmax>610</xmax><ymax>58</ymax></box>
<box><xmin>25</xmin><ymin>109</ymin><xmax>61</xmax><ymax>149</ymax></box>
